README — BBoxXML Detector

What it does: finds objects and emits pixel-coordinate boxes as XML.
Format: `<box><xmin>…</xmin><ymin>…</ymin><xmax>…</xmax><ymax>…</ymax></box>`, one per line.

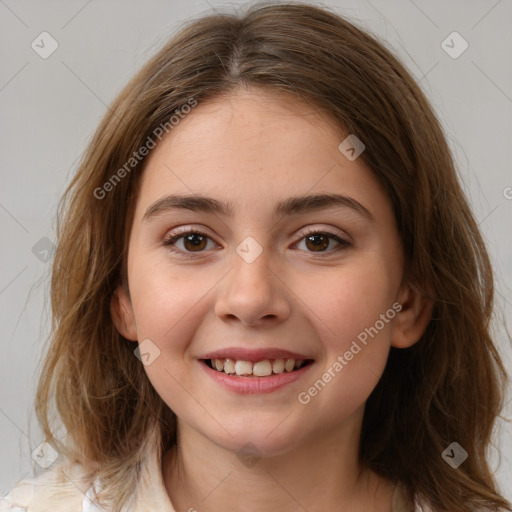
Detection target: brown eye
<box><xmin>163</xmin><ymin>229</ymin><xmax>216</xmax><ymax>257</ymax></box>
<box><xmin>163</xmin><ymin>228</ymin><xmax>350</xmax><ymax>259</ymax></box>
<box><xmin>181</xmin><ymin>233</ymin><xmax>208</xmax><ymax>251</ymax></box>
<box><xmin>295</xmin><ymin>229</ymin><xmax>350</xmax><ymax>254</ymax></box>
<box><xmin>305</xmin><ymin>233</ymin><xmax>330</xmax><ymax>252</ymax></box>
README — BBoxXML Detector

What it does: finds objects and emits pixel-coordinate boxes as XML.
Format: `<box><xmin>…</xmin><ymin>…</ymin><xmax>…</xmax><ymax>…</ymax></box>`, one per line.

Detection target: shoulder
<box><xmin>0</xmin><ymin>461</ymin><xmax>99</xmax><ymax>512</ymax></box>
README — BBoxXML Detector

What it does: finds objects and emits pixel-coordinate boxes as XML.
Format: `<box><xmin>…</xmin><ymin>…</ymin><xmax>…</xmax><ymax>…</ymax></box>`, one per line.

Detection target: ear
<box><xmin>391</xmin><ymin>280</ymin><xmax>433</xmax><ymax>348</ymax></box>
<box><xmin>111</xmin><ymin>284</ymin><xmax>138</xmax><ymax>341</ymax></box>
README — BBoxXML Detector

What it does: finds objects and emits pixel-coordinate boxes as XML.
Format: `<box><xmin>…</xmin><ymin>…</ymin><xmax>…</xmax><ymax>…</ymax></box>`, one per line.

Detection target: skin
<box><xmin>112</xmin><ymin>86</ymin><xmax>432</xmax><ymax>512</ymax></box>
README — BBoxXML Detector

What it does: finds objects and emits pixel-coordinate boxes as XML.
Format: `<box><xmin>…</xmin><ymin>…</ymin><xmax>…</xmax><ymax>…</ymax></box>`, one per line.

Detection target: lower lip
<box><xmin>199</xmin><ymin>360</ymin><xmax>314</xmax><ymax>395</ymax></box>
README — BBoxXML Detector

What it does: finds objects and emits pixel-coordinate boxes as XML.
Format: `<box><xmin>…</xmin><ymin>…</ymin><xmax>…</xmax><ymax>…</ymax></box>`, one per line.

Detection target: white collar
<box><xmin>84</xmin><ymin>423</ymin><xmax>176</xmax><ymax>512</ymax></box>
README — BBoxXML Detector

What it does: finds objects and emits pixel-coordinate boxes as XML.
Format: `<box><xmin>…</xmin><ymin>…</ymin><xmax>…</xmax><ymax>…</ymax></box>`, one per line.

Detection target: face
<box><xmin>113</xmin><ymin>87</ymin><xmax>428</xmax><ymax>457</ymax></box>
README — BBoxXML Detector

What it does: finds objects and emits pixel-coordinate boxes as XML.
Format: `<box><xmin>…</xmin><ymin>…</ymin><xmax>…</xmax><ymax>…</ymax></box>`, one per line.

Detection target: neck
<box><xmin>162</xmin><ymin>410</ymin><xmax>395</xmax><ymax>512</ymax></box>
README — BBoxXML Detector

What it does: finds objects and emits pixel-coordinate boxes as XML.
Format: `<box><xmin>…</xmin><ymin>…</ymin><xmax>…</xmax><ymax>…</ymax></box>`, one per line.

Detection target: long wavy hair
<box><xmin>34</xmin><ymin>2</ymin><xmax>511</xmax><ymax>511</ymax></box>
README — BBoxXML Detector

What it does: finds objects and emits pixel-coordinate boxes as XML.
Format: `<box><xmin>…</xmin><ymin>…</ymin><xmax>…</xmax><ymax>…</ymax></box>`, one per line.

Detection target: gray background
<box><xmin>1</xmin><ymin>0</ymin><xmax>511</xmax><ymax>502</ymax></box>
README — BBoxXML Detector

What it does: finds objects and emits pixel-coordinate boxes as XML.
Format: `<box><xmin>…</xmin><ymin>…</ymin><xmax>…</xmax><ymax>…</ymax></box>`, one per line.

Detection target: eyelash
<box><xmin>162</xmin><ymin>227</ymin><xmax>351</xmax><ymax>259</ymax></box>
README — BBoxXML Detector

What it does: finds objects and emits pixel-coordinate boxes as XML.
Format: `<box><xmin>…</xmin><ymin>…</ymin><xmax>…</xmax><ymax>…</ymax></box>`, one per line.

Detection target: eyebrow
<box><xmin>142</xmin><ymin>193</ymin><xmax>375</xmax><ymax>223</ymax></box>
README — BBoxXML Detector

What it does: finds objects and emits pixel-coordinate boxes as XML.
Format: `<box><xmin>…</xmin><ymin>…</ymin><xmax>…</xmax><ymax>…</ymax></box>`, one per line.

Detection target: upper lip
<box><xmin>199</xmin><ymin>347</ymin><xmax>314</xmax><ymax>362</ymax></box>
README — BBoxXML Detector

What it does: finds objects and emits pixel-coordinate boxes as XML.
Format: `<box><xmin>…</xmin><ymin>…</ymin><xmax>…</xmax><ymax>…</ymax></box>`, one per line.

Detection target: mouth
<box><xmin>201</xmin><ymin>357</ymin><xmax>315</xmax><ymax>377</ymax></box>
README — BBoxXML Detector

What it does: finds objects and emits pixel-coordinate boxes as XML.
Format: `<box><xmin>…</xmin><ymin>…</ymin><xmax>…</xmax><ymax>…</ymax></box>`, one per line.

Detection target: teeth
<box><xmin>272</xmin><ymin>359</ymin><xmax>285</xmax><ymax>373</ymax></box>
<box><xmin>208</xmin><ymin>357</ymin><xmax>309</xmax><ymax>377</ymax></box>
<box><xmin>253</xmin><ymin>360</ymin><xmax>272</xmax><ymax>377</ymax></box>
<box><xmin>235</xmin><ymin>360</ymin><xmax>253</xmax><ymax>376</ymax></box>
<box><xmin>223</xmin><ymin>358</ymin><xmax>235</xmax><ymax>374</ymax></box>
<box><xmin>284</xmin><ymin>359</ymin><xmax>295</xmax><ymax>372</ymax></box>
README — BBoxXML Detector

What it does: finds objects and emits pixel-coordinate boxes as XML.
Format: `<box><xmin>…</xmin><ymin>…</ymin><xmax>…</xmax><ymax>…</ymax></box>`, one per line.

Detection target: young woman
<box><xmin>1</xmin><ymin>2</ymin><xmax>510</xmax><ymax>511</ymax></box>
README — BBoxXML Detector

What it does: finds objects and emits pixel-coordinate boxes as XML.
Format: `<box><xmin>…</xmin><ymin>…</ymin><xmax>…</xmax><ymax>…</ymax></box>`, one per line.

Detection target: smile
<box><xmin>203</xmin><ymin>357</ymin><xmax>313</xmax><ymax>377</ymax></box>
<box><xmin>199</xmin><ymin>357</ymin><xmax>315</xmax><ymax>395</ymax></box>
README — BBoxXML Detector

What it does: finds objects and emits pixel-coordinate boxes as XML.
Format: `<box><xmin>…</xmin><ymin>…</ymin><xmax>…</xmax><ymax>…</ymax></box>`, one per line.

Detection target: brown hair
<box><xmin>34</xmin><ymin>2</ymin><xmax>511</xmax><ymax>511</ymax></box>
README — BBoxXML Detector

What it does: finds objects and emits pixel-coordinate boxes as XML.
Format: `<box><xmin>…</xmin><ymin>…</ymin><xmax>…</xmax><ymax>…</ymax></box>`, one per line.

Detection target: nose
<box><xmin>214</xmin><ymin>246</ymin><xmax>292</xmax><ymax>327</ymax></box>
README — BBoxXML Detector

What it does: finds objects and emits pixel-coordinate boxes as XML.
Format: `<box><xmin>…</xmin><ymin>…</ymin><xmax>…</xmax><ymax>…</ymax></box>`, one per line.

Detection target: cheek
<box><xmin>292</xmin><ymin>260</ymin><xmax>397</xmax><ymax>425</ymax></box>
<box><xmin>129</xmin><ymin>256</ymin><xmax>214</xmax><ymax>342</ymax></box>
<box><xmin>297</xmin><ymin>258</ymin><xmax>397</xmax><ymax>353</ymax></box>
<box><xmin>127</xmin><ymin>263</ymin><xmax>208</xmax><ymax>411</ymax></box>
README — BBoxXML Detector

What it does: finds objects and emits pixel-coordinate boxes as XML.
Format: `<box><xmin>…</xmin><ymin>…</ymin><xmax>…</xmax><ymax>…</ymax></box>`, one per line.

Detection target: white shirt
<box><xmin>0</xmin><ymin>424</ymin><xmax>176</xmax><ymax>511</ymax></box>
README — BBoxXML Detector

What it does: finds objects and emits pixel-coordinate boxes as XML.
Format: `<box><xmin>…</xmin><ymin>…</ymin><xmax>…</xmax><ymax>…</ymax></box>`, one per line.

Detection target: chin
<box><xmin>209</xmin><ymin>423</ymin><xmax>308</xmax><ymax>460</ymax></box>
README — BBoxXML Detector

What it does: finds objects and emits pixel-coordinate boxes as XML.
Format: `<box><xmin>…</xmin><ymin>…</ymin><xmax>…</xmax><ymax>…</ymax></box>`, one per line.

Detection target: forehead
<box><xmin>135</xmin><ymin>88</ymin><xmax>388</xmax><ymax>220</ymax></box>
